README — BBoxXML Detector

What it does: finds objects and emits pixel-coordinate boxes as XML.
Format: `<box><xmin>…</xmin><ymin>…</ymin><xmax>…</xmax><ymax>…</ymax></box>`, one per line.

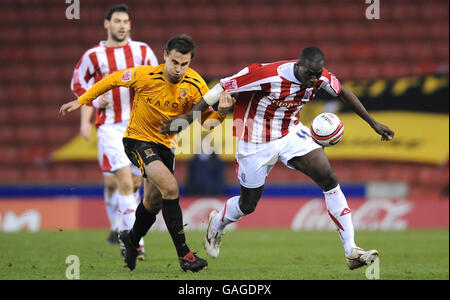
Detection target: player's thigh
<box><xmin>288</xmin><ymin>148</ymin><xmax>338</xmax><ymax>190</ymax></box>
<box><xmin>98</xmin><ymin>123</ymin><xmax>134</xmax><ymax>173</ymax></box>
<box><xmin>143</xmin><ymin>160</ymin><xmax>179</xmax><ymax>198</ymax></box>
<box><xmin>122</xmin><ymin>137</ymin><xmax>178</xmax><ymax>198</ymax></box>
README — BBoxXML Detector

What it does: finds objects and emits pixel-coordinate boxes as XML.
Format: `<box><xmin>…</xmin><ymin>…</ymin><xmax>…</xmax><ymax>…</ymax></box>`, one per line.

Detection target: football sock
<box><xmin>104</xmin><ymin>188</ymin><xmax>120</xmax><ymax>232</ymax></box>
<box><xmin>161</xmin><ymin>198</ymin><xmax>190</xmax><ymax>257</ymax></box>
<box><xmin>212</xmin><ymin>196</ymin><xmax>244</xmax><ymax>234</ymax></box>
<box><xmin>118</xmin><ymin>193</ymin><xmax>138</xmax><ymax>232</ymax></box>
<box><xmin>323</xmin><ymin>184</ymin><xmax>357</xmax><ymax>256</ymax></box>
<box><xmin>129</xmin><ymin>199</ymin><xmax>157</xmax><ymax>248</ymax></box>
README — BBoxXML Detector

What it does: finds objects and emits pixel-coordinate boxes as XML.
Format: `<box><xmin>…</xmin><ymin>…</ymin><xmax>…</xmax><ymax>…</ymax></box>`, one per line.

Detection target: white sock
<box><xmin>324</xmin><ymin>185</ymin><xmax>357</xmax><ymax>256</ymax></box>
<box><xmin>212</xmin><ymin>196</ymin><xmax>244</xmax><ymax>234</ymax></box>
<box><xmin>118</xmin><ymin>193</ymin><xmax>145</xmax><ymax>247</ymax></box>
<box><xmin>118</xmin><ymin>193</ymin><xmax>137</xmax><ymax>232</ymax></box>
<box><xmin>104</xmin><ymin>189</ymin><xmax>119</xmax><ymax>232</ymax></box>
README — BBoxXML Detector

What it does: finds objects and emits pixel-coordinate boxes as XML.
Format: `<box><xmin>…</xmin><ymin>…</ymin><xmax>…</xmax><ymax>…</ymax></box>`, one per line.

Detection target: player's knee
<box><xmin>144</xmin><ymin>199</ymin><xmax>161</xmax><ymax>215</ymax></box>
<box><xmin>133</xmin><ymin>180</ymin><xmax>142</xmax><ymax>193</ymax></box>
<box><xmin>320</xmin><ymin>170</ymin><xmax>339</xmax><ymax>191</ymax></box>
<box><xmin>239</xmin><ymin>198</ymin><xmax>258</xmax><ymax>215</ymax></box>
<box><xmin>104</xmin><ymin>184</ymin><xmax>116</xmax><ymax>198</ymax></box>
<box><xmin>161</xmin><ymin>182</ymin><xmax>179</xmax><ymax>199</ymax></box>
<box><xmin>143</xmin><ymin>193</ymin><xmax>162</xmax><ymax>215</ymax></box>
<box><xmin>118</xmin><ymin>179</ymin><xmax>134</xmax><ymax>194</ymax></box>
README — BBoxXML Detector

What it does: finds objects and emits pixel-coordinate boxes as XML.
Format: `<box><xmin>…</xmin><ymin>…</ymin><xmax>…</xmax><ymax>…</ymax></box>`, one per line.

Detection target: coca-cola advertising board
<box><xmin>0</xmin><ymin>197</ymin><xmax>447</xmax><ymax>232</ymax></box>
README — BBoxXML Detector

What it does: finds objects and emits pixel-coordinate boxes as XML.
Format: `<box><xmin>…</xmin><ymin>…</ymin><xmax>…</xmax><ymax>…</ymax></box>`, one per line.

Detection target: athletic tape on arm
<box><xmin>203</xmin><ymin>83</ymin><xmax>224</xmax><ymax>106</ymax></box>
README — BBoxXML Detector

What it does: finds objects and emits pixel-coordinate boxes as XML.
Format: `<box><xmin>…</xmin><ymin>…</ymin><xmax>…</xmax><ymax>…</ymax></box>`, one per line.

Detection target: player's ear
<box><xmin>104</xmin><ymin>19</ymin><xmax>109</xmax><ymax>30</ymax></box>
<box><xmin>163</xmin><ymin>50</ymin><xmax>169</xmax><ymax>62</ymax></box>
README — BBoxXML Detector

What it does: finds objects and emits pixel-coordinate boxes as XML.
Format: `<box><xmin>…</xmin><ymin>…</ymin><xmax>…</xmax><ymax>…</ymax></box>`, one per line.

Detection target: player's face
<box><xmin>296</xmin><ymin>59</ymin><xmax>324</xmax><ymax>88</ymax></box>
<box><xmin>105</xmin><ymin>12</ymin><xmax>130</xmax><ymax>42</ymax></box>
<box><xmin>163</xmin><ymin>49</ymin><xmax>192</xmax><ymax>84</ymax></box>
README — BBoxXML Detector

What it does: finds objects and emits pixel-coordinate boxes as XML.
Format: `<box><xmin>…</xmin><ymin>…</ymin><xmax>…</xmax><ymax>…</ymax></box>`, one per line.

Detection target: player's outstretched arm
<box><xmin>338</xmin><ymin>85</ymin><xmax>395</xmax><ymax>141</ymax></box>
<box><xmin>159</xmin><ymin>98</ymin><xmax>209</xmax><ymax>134</ymax></box>
<box><xmin>60</xmin><ymin>68</ymin><xmax>138</xmax><ymax>116</ymax></box>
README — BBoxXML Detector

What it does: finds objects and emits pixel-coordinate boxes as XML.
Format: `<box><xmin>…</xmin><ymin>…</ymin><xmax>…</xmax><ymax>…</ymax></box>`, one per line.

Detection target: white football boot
<box><xmin>346</xmin><ymin>247</ymin><xmax>379</xmax><ymax>270</ymax></box>
<box><xmin>204</xmin><ymin>210</ymin><xmax>222</xmax><ymax>258</ymax></box>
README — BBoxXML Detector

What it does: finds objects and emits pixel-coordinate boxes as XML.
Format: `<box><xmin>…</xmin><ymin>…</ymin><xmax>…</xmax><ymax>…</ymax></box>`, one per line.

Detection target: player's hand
<box><xmin>80</xmin><ymin>121</ymin><xmax>92</xmax><ymax>141</ymax></box>
<box><xmin>97</xmin><ymin>96</ymin><xmax>113</xmax><ymax>109</ymax></box>
<box><xmin>158</xmin><ymin>115</ymin><xmax>190</xmax><ymax>134</ymax></box>
<box><xmin>60</xmin><ymin>100</ymin><xmax>81</xmax><ymax>116</ymax></box>
<box><xmin>218</xmin><ymin>91</ymin><xmax>236</xmax><ymax>115</ymax></box>
<box><xmin>372</xmin><ymin>121</ymin><xmax>395</xmax><ymax>141</ymax></box>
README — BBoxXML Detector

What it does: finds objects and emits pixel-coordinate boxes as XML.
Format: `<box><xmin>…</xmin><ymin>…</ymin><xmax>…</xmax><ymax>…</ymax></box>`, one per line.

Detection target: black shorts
<box><xmin>123</xmin><ymin>137</ymin><xmax>175</xmax><ymax>177</ymax></box>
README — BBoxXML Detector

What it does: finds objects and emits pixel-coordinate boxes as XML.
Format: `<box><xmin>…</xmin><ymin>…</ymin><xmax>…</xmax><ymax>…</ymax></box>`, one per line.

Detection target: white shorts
<box><xmin>97</xmin><ymin>120</ymin><xmax>141</xmax><ymax>176</ymax></box>
<box><xmin>235</xmin><ymin>123</ymin><xmax>322</xmax><ymax>188</ymax></box>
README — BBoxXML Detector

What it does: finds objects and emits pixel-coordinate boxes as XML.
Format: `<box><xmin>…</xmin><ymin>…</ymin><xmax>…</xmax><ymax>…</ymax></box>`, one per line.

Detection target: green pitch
<box><xmin>0</xmin><ymin>229</ymin><xmax>448</xmax><ymax>280</ymax></box>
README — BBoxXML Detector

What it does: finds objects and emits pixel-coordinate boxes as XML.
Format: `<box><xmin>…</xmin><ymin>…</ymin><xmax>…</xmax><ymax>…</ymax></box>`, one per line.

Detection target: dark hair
<box><xmin>299</xmin><ymin>46</ymin><xmax>324</xmax><ymax>64</ymax></box>
<box><xmin>105</xmin><ymin>4</ymin><xmax>130</xmax><ymax>20</ymax></box>
<box><xmin>165</xmin><ymin>34</ymin><xmax>196</xmax><ymax>58</ymax></box>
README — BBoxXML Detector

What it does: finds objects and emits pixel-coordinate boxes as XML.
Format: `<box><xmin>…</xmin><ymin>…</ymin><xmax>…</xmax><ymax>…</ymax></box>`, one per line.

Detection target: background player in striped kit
<box><xmin>70</xmin><ymin>4</ymin><xmax>158</xmax><ymax>258</ymax></box>
<box><xmin>161</xmin><ymin>46</ymin><xmax>395</xmax><ymax>271</ymax></box>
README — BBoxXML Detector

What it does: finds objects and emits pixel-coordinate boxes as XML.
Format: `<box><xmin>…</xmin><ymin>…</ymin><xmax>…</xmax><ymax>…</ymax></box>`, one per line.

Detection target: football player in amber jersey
<box><xmin>60</xmin><ymin>35</ymin><xmax>235</xmax><ymax>273</ymax></box>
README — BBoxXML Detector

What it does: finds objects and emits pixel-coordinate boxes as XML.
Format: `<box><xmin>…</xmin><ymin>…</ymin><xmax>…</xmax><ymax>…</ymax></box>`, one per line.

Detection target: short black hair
<box><xmin>105</xmin><ymin>4</ymin><xmax>130</xmax><ymax>20</ymax></box>
<box><xmin>299</xmin><ymin>46</ymin><xmax>324</xmax><ymax>64</ymax></box>
<box><xmin>165</xmin><ymin>34</ymin><xmax>196</xmax><ymax>58</ymax></box>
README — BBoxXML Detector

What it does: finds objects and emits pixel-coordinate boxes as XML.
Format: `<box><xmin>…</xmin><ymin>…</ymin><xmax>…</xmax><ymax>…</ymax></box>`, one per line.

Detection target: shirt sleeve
<box><xmin>319</xmin><ymin>68</ymin><xmax>342</xmax><ymax>97</ymax></box>
<box><xmin>219</xmin><ymin>63</ymin><xmax>274</xmax><ymax>94</ymax></box>
<box><xmin>191</xmin><ymin>75</ymin><xmax>210</xmax><ymax>106</ymax></box>
<box><xmin>71</xmin><ymin>50</ymin><xmax>103</xmax><ymax>107</ymax></box>
<box><xmin>70</xmin><ymin>51</ymin><xmax>96</xmax><ymax>97</ymax></box>
<box><xmin>77</xmin><ymin>67</ymin><xmax>139</xmax><ymax>105</ymax></box>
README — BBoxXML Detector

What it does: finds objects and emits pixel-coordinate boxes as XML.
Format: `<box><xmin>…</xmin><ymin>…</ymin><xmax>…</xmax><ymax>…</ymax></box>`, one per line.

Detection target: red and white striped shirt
<box><xmin>71</xmin><ymin>39</ymin><xmax>158</xmax><ymax>127</ymax></box>
<box><xmin>220</xmin><ymin>61</ymin><xmax>342</xmax><ymax>143</ymax></box>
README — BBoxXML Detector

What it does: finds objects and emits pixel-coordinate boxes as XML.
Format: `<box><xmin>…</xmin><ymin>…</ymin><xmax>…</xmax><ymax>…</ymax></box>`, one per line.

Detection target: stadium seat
<box><xmin>1</xmin><ymin>0</ymin><xmax>447</xmax><ymax>185</ymax></box>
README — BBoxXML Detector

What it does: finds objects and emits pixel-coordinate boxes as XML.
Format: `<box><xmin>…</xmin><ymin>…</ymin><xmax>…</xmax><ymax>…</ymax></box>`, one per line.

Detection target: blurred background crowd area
<box><xmin>0</xmin><ymin>0</ymin><xmax>448</xmax><ymax>200</ymax></box>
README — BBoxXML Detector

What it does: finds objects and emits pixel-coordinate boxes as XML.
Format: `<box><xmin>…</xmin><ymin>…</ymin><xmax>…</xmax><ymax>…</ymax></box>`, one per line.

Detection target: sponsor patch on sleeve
<box><xmin>121</xmin><ymin>70</ymin><xmax>132</xmax><ymax>82</ymax></box>
<box><xmin>221</xmin><ymin>79</ymin><xmax>238</xmax><ymax>91</ymax></box>
<box><xmin>330</xmin><ymin>75</ymin><xmax>341</xmax><ymax>95</ymax></box>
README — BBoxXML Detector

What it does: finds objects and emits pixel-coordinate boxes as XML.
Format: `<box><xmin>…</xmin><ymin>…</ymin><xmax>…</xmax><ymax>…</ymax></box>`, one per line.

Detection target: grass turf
<box><xmin>0</xmin><ymin>229</ymin><xmax>448</xmax><ymax>280</ymax></box>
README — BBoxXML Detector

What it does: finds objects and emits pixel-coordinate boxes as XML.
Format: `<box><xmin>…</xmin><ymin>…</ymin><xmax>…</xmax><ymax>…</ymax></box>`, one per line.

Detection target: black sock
<box><xmin>129</xmin><ymin>199</ymin><xmax>157</xmax><ymax>248</ymax></box>
<box><xmin>161</xmin><ymin>198</ymin><xmax>190</xmax><ymax>257</ymax></box>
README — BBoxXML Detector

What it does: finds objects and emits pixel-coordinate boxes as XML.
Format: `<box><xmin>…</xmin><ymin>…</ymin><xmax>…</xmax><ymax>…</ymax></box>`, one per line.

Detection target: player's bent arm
<box><xmin>159</xmin><ymin>84</ymin><xmax>229</xmax><ymax>134</ymax></box>
<box><xmin>200</xmin><ymin>89</ymin><xmax>235</xmax><ymax>130</ymax></box>
<box><xmin>338</xmin><ymin>85</ymin><xmax>394</xmax><ymax>140</ymax></box>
